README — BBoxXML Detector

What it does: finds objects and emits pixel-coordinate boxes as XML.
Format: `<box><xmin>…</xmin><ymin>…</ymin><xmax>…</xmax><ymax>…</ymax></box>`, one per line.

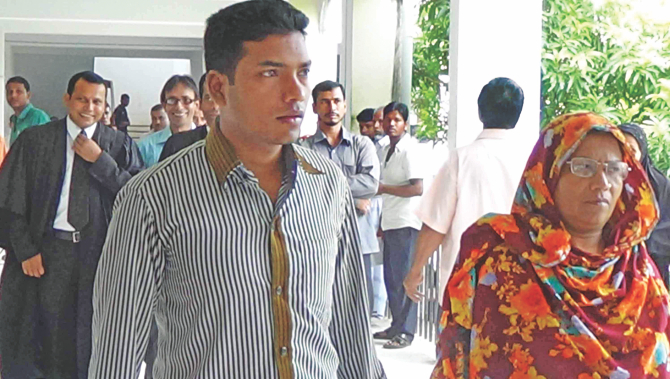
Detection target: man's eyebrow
<box><xmin>258</xmin><ymin>60</ymin><xmax>313</xmax><ymax>68</ymax></box>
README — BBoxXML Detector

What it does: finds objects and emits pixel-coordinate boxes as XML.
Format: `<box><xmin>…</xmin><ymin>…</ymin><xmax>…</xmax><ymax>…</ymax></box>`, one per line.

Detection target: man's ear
<box><xmin>26</xmin><ymin>92</ymin><xmax>32</xmax><ymax>101</ymax></box>
<box><xmin>62</xmin><ymin>93</ymin><xmax>70</xmax><ymax>108</ymax></box>
<box><xmin>207</xmin><ymin>70</ymin><xmax>229</xmax><ymax>108</ymax></box>
<box><xmin>312</xmin><ymin>101</ymin><xmax>317</xmax><ymax>114</ymax></box>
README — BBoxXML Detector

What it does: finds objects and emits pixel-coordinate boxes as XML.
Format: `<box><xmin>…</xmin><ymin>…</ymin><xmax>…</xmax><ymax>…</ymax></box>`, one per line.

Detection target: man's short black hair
<box><xmin>6</xmin><ymin>76</ymin><xmax>30</xmax><ymax>92</ymax></box>
<box><xmin>477</xmin><ymin>77</ymin><xmax>524</xmax><ymax>129</ymax></box>
<box><xmin>356</xmin><ymin>108</ymin><xmax>375</xmax><ymax>123</ymax></box>
<box><xmin>67</xmin><ymin>71</ymin><xmax>106</xmax><ymax>96</ymax></box>
<box><xmin>199</xmin><ymin>73</ymin><xmax>207</xmax><ymax>99</ymax></box>
<box><xmin>204</xmin><ymin>0</ymin><xmax>309</xmax><ymax>85</ymax></box>
<box><xmin>160</xmin><ymin>75</ymin><xmax>199</xmax><ymax>104</ymax></box>
<box><xmin>383</xmin><ymin>102</ymin><xmax>409</xmax><ymax>122</ymax></box>
<box><xmin>121</xmin><ymin>93</ymin><xmax>130</xmax><ymax>101</ymax></box>
<box><xmin>151</xmin><ymin>104</ymin><xmax>164</xmax><ymax>112</ymax></box>
<box><xmin>311</xmin><ymin>80</ymin><xmax>345</xmax><ymax>104</ymax></box>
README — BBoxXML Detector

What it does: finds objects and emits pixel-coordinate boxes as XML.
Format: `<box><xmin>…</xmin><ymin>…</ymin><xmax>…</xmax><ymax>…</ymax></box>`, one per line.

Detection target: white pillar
<box><xmin>448</xmin><ymin>0</ymin><xmax>543</xmax><ymax>150</ymax></box>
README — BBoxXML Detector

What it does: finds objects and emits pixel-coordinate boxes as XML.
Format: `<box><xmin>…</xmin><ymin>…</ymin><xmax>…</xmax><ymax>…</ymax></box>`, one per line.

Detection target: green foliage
<box><xmin>411</xmin><ymin>0</ymin><xmax>449</xmax><ymax>141</ymax></box>
<box><xmin>542</xmin><ymin>0</ymin><xmax>670</xmax><ymax>172</ymax></box>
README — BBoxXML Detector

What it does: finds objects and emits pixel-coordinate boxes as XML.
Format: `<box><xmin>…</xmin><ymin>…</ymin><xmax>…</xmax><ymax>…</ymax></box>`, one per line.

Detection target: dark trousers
<box><xmin>382</xmin><ymin>227</ymin><xmax>418</xmax><ymax>339</ymax></box>
<box><xmin>1</xmin><ymin>235</ymin><xmax>97</xmax><ymax>379</ymax></box>
<box><xmin>144</xmin><ymin>318</ymin><xmax>159</xmax><ymax>379</ymax></box>
<box><xmin>363</xmin><ymin>254</ymin><xmax>374</xmax><ymax>315</ymax></box>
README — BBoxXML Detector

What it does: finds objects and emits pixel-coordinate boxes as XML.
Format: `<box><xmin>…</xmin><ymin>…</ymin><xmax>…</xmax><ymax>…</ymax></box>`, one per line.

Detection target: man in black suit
<box><xmin>0</xmin><ymin>71</ymin><xmax>144</xmax><ymax>378</ymax></box>
<box><xmin>159</xmin><ymin>73</ymin><xmax>219</xmax><ymax>161</ymax></box>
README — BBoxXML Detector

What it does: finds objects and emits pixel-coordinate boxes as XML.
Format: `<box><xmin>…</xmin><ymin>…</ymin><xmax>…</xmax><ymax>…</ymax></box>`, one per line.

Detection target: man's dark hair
<box><xmin>67</xmin><ymin>71</ymin><xmax>106</xmax><ymax>96</ymax></box>
<box><xmin>151</xmin><ymin>104</ymin><xmax>164</xmax><ymax>112</ymax></box>
<box><xmin>121</xmin><ymin>93</ymin><xmax>130</xmax><ymax>101</ymax></box>
<box><xmin>204</xmin><ymin>0</ymin><xmax>309</xmax><ymax>85</ymax></box>
<box><xmin>160</xmin><ymin>75</ymin><xmax>199</xmax><ymax>104</ymax></box>
<box><xmin>477</xmin><ymin>77</ymin><xmax>524</xmax><ymax>129</ymax></box>
<box><xmin>383</xmin><ymin>102</ymin><xmax>409</xmax><ymax>122</ymax></box>
<box><xmin>356</xmin><ymin>108</ymin><xmax>375</xmax><ymax>123</ymax></box>
<box><xmin>311</xmin><ymin>80</ymin><xmax>345</xmax><ymax>104</ymax></box>
<box><xmin>6</xmin><ymin>76</ymin><xmax>30</xmax><ymax>92</ymax></box>
<box><xmin>198</xmin><ymin>73</ymin><xmax>208</xmax><ymax>99</ymax></box>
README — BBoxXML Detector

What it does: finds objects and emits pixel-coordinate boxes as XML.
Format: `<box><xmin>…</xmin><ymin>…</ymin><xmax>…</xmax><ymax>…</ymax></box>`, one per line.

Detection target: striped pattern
<box><xmin>88</xmin><ymin>127</ymin><xmax>386</xmax><ymax>378</ymax></box>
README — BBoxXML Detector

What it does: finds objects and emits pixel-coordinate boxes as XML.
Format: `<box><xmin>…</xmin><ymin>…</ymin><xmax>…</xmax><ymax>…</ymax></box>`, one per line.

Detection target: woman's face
<box><xmin>554</xmin><ymin>133</ymin><xmax>625</xmax><ymax>236</ymax></box>
<box><xmin>624</xmin><ymin>133</ymin><xmax>643</xmax><ymax>161</ymax></box>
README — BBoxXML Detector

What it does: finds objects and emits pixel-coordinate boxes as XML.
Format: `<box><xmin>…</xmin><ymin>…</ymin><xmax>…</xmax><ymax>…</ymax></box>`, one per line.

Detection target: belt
<box><xmin>52</xmin><ymin>229</ymin><xmax>82</xmax><ymax>243</ymax></box>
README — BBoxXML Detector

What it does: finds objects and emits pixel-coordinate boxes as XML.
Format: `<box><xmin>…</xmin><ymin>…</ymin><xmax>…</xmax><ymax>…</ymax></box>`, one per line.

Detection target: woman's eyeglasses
<box><xmin>566</xmin><ymin>157</ymin><xmax>630</xmax><ymax>181</ymax></box>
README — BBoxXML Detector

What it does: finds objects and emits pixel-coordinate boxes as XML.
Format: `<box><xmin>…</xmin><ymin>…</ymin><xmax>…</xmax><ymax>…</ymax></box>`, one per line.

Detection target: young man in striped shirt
<box><xmin>89</xmin><ymin>1</ymin><xmax>385</xmax><ymax>378</ymax></box>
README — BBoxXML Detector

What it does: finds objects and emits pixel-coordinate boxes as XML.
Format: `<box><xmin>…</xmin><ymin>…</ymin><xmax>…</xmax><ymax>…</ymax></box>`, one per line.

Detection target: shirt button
<box><xmin>275</xmin><ymin>286</ymin><xmax>283</xmax><ymax>296</ymax></box>
<box><xmin>280</xmin><ymin>346</ymin><xmax>288</xmax><ymax>357</ymax></box>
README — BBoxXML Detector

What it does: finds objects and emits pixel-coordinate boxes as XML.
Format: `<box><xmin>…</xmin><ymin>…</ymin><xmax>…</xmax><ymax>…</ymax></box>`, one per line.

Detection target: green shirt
<box><xmin>9</xmin><ymin>103</ymin><xmax>50</xmax><ymax>145</ymax></box>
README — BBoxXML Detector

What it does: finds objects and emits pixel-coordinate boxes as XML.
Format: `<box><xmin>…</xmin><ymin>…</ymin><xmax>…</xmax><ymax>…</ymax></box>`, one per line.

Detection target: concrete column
<box><xmin>448</xmin><ymin>0</ymin><xmax>543</xmax><ymax>150</ymax></box>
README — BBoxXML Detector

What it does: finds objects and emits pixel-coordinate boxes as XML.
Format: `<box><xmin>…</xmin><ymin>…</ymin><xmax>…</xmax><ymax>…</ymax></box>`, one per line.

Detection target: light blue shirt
<box><xmin>137</xmin><ymin>127</ymin><xmax>172</xmax><ymax>168</ymax></box>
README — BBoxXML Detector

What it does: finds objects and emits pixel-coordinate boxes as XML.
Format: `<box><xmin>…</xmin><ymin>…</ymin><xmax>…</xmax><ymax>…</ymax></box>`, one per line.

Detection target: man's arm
<box><xmin>329</xmin><ymin>184</ymin><xmax>386</xmax><ymax>379</ymax></box>
<box><xmin>404</xmin><ymin>224</ymin><xmax>446</xmax><ymax>302</ymax></box>
<box><xmin>377</xmin><ymin>178</ymin><xmax>423</xmax><ymax>197</ymax></box>
<box><xmin>89</xmin><ymin>186</ymin><xmax>162</xmax><ymax>378</ymax></box>
<box><xmin>80</xmin><ymin>133</ymin><xmax>144</xmax><ymax>194</ymax></box>
<box><xmin>347</xmin><ymin>137</ymin><xmax>380</xmax><ymax>199</ymax></box>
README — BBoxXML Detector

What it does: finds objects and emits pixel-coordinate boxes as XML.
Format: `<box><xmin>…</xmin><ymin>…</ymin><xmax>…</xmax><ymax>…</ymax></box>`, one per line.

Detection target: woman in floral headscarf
<box><xmin>431</xmin><ymin>112</ymin><xmax>670</xmax><ymax>379</ymax></box>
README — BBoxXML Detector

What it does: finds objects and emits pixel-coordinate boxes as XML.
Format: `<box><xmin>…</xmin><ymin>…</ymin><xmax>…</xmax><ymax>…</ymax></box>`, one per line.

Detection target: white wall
<box><xmin>95</xmin><ymin>57</ymin><xmax>192</xmax><ymax>126</ymax></box>
<box><xmin>448</xmin><ymin>0</ymin><xmax>543</xmax><ymax>150</ymax></box>
<box><xmin>350</xmin><ymin>0</ymin><xmax>397</xmax><ymax>125</ymax></box>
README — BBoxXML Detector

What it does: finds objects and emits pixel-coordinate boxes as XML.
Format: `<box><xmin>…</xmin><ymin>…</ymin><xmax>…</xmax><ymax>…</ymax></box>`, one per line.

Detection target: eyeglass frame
<box><xmin>565</xmin><ymin>157</ymin><xmax>631</xmax><ymax>181</ymax></box>
<box><xmin>165</xmin><ymin>96</ymin><xmax>197</xmax><ymax>106</ymax></box>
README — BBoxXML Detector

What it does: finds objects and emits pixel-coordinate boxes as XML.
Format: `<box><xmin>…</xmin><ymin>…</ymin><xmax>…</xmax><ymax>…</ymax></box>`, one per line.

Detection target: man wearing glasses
<box><xmin>136</xmin><ymin>75</ymin><xmax>200</xmax><ymax>167</ymax></box>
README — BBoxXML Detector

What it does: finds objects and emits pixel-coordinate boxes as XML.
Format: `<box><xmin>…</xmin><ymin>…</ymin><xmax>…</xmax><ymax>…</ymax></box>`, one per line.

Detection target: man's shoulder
<box><xmin>19</xmin><ymin>118</ymin><xmax>62</xmax><ymax>139</ymax></box>
<box><xmin>27</xmin><ymin>105</ymin><xmax>49</xmax><ymax>119</ymax></box>
<box><xmin>293</xmin><ymin>144</ymin><xmax>346</xmax><ymax>179</ymax></box>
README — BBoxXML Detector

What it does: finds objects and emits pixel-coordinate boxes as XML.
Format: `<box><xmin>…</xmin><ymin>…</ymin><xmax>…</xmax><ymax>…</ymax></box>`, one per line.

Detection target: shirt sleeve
<box><xmin>405</xmin><ymin>143</ymin><xmax>426</xmax><ymax>181</ymax></box>
<box><xmin>329</xmin><ymin>181</ymin><xmax>386</xmax><ymax>379</ymax></box>
<box><xmin>416</xmin><ymin>150</ymin><xmax>459</xmax><ymax>235</ymax></box>
<box><xmin>347</xmin><ymin>137</ymin><xmax>380</xmax><ymax>199</ymax></box>
<box><xmin>35</xmin><ymin>109</ymin><xmax>51</xmax><ymax>126</ymax></box>
<box><xmin>89</xmin><ymin>185</ymin><xmax>163</xmax><ymax>379</ymax></box>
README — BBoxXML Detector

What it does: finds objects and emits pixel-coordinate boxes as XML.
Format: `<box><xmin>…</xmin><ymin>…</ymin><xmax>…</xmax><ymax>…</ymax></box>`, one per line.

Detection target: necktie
<box><xmin>68</xmin><ymin>129</ymin><xmax>90</xmax><ymax>230</ymax></box>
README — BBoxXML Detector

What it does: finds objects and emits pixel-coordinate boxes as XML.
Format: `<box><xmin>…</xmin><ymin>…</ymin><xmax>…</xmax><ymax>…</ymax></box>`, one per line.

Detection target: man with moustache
<box><xmin>149</xmin><ymin>104</ymin><xmax>169</xmax><ymax>133</ymax></box>
<box><xmin>5</xmin><ymin>76</ymin><xmax>50</xmax><ymax>145</ymax></box>
<box><xmin>301</xmin><ymin>81</ymin><xmax>380</xmax><ymax>315</ymax></box>
<box><xmin>89</xmin><ymin>1</ymin><xmax>384</xmax><ymax>377</ymax></box>
<box><xmin>0</xmin><ymin>71</ymin><xmax>143</xmax><ymax>378</ymax></box>
<box><xmin>136</xmin><ymin>75</ymin><xmax>200</xmax><ymax>167</ymax></box>
<box><xmin>159</xmin><ymin>73</ymin><xmax>219</xmax><ymax>161</ymax></box>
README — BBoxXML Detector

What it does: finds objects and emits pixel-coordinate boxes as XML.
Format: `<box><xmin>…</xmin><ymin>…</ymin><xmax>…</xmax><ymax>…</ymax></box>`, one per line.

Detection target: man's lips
<box><xmin>277</xmin><ymin>113</ymin><xmax>304</xmax><ymax>122</ymax></box>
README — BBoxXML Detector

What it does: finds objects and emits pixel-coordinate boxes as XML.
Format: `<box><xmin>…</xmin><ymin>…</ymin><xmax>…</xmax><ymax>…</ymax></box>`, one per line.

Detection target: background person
<box><xmin>5</xmin><ymin>76</ymin><xmax>50</xmax><ymax>145</ymax></box>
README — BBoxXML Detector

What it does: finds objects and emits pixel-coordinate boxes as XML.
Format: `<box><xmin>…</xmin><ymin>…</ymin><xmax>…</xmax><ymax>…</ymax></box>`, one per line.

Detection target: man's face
<box><xmin>162</xmin><ymin>83</ymin><xmax>199</xmax><ymax>130</ymax></box>
<box><xmin>200</xmin><ymin>80</ymin><xmax>220</xmax><ymax>128</ymax></box>
<box><xmin>122</xmin><ymin>96</ymin><xmax>130</xmax><ymax>106</ymax></box>
<box><xmin>312</xmin><ymin>87</ymin><xmax>346</xmax><ymax>128</ymax></box>
<box><xmin>359</xmin><ymin>121</ymin><xmax>377</xmax><ymax>139</ymax></box>
<box><xmin>63</xmin><ymin>79</ymin><xmax>106</xmax><ymax>128</ymax></box>
<box><xmin>209</xmin><ymin>31</ymin><xmax>310</xmax><ymax>146</ymax></box>
<box><xmin>150</xmin><ymin>109</ymin><xmax>169</xmax><ymax>131</ymax></box>
<box><xmin>6</xmin><ymin>82</ymin><xmax>31</xmax><ymax>111</ymax></box>
<box><xmin>194</xmin><ymin>109</ymin><xmax>206</xmax><ymax>127</ymax></box>
<box><xmin>102</xmin><ymin>105</ymin><xmax>112</xmax><ymax>126</ymax></box>
<box><xmin>373</xmin><ymin>108</ymin><xmax>384</xmax><ymax>135</ymax></box>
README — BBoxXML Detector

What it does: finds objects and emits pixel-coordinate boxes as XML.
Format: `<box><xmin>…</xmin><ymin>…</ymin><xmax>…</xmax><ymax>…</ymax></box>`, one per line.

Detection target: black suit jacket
<box><xmin>0</xmin><ymin>119</ymin><xmax>144</xmax><ymax>259</ymax></box>
<box><xmin>159</xmin><ymin>125</ymin><xmax>208</xmax><ymax>162</ymax></box>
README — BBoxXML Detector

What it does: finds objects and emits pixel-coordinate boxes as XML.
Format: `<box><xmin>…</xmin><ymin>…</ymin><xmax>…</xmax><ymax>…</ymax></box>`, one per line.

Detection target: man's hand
<box><xmin>73</xmin><ymin>133</ymin><xmax>103</xmax><ymax>162</ymax></box>
<box><xmin>22</xmin><ymin>253</ymin><xmax>45</xmax><ymax>278</ymax></box>
<box><xmin>355</xmin><ymin>199</ymin><xmax>372</xmax><ymax>215</ymax></box>
<box><xmin>404</xmin><ymin>268</ymin><xmax>424</xmax><ymax>303</ymax></box>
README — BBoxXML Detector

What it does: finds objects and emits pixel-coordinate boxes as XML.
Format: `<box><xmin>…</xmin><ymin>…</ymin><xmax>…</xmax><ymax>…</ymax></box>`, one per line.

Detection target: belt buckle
<box><xmin>72</xmin><ymin>231</ymin><xmax>81</xmax><ymax>243</ymax></box>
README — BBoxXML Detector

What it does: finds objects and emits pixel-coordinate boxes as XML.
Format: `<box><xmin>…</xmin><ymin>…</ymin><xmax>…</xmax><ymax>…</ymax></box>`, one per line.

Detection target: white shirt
<box><xmin>53</xmin><ymin>117</ymin><xmax>97</xmax><ymax>231</ymax></box>
<box><xmin>416</xmin><ymin>128</ymin><xmax>531</xmax><ymax>298</ymax></box>
<box><xmin>379</xmin><ymin>133</ymin><xmax>425</xmax><ymax>231</ymax></box>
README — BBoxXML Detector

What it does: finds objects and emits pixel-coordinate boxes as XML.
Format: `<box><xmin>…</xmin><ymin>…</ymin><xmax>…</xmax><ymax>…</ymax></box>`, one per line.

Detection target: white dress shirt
<box><xmin>52</xmin><ymin>117</ymin><xmax>97</xmax><ymax>231</ymax></box>
<box><xmin>416</xmin><ymin>128</ymin><xmax>531</xmax><ymax>298</ymax></box>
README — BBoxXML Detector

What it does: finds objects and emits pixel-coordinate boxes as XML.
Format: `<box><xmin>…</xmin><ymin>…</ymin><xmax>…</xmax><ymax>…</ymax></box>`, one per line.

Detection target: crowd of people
<box><xmin>1</xmin><ymin>0</ymin><xmax>670</xmax><ymax>378</ymax></box>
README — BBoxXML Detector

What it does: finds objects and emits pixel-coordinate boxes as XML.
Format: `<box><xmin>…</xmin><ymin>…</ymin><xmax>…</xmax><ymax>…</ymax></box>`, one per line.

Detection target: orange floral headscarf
<box><xmin>432</xmin><ymin>112</ymin><xmax>670</xmax><ymax>379</ymax></box>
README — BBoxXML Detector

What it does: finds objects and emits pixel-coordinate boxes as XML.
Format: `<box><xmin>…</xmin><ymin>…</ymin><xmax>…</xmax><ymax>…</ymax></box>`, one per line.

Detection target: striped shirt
<box><xmin>89</xmin><ymin>125</ymin><xmax>386</xmax><ymax>378</ymax></box>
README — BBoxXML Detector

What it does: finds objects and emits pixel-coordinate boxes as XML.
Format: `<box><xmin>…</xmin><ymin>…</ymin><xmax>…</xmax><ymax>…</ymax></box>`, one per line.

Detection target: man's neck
<box><xmin>12</xmin><ymin>103</ymin><xmax>29</xmax><ymax>116</ymax></box>
<box><xmin>319</xmin><ymin>122</ymin><xmax>343</xmax><ymax>147</ymax></box>
<box><xmin>170</xmin><ymin>123</ymin><xmax>191</xmax><ymax>134</ymax></box>
<box><xmin>219</xmin><ymin>124</ymin><xmax>284</xmax><ymax>203</ymax></box>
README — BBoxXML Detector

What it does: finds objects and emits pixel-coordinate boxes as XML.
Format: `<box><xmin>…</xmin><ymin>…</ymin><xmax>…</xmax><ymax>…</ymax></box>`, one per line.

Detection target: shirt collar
<box><xmin>313</xmin><ymin>126</ymin><xmax>352</xmax><ymax>146</ymax></box>
<box><xmin>16</xmin><ymin>103</ymin><xmax>35</xmax><ymax>121</ymax></box>
<box><xmin>66</xmin><ymin>116</ymin><xmax>97</xmax><ymax>141</ymax></box>
<box><xmin>476</xmin><ymin>128</ymin><xmax>515</xmax><ymax>140</ymax></box>
<box><xmin>392</xmin><ymin>132</ymin><xmax>412</xmax><ymax>152</ymax></box>
<box><xmin>205</xmin><ymin>126</ymin><xmax>323</xmax><ymax>185</ymax></box>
